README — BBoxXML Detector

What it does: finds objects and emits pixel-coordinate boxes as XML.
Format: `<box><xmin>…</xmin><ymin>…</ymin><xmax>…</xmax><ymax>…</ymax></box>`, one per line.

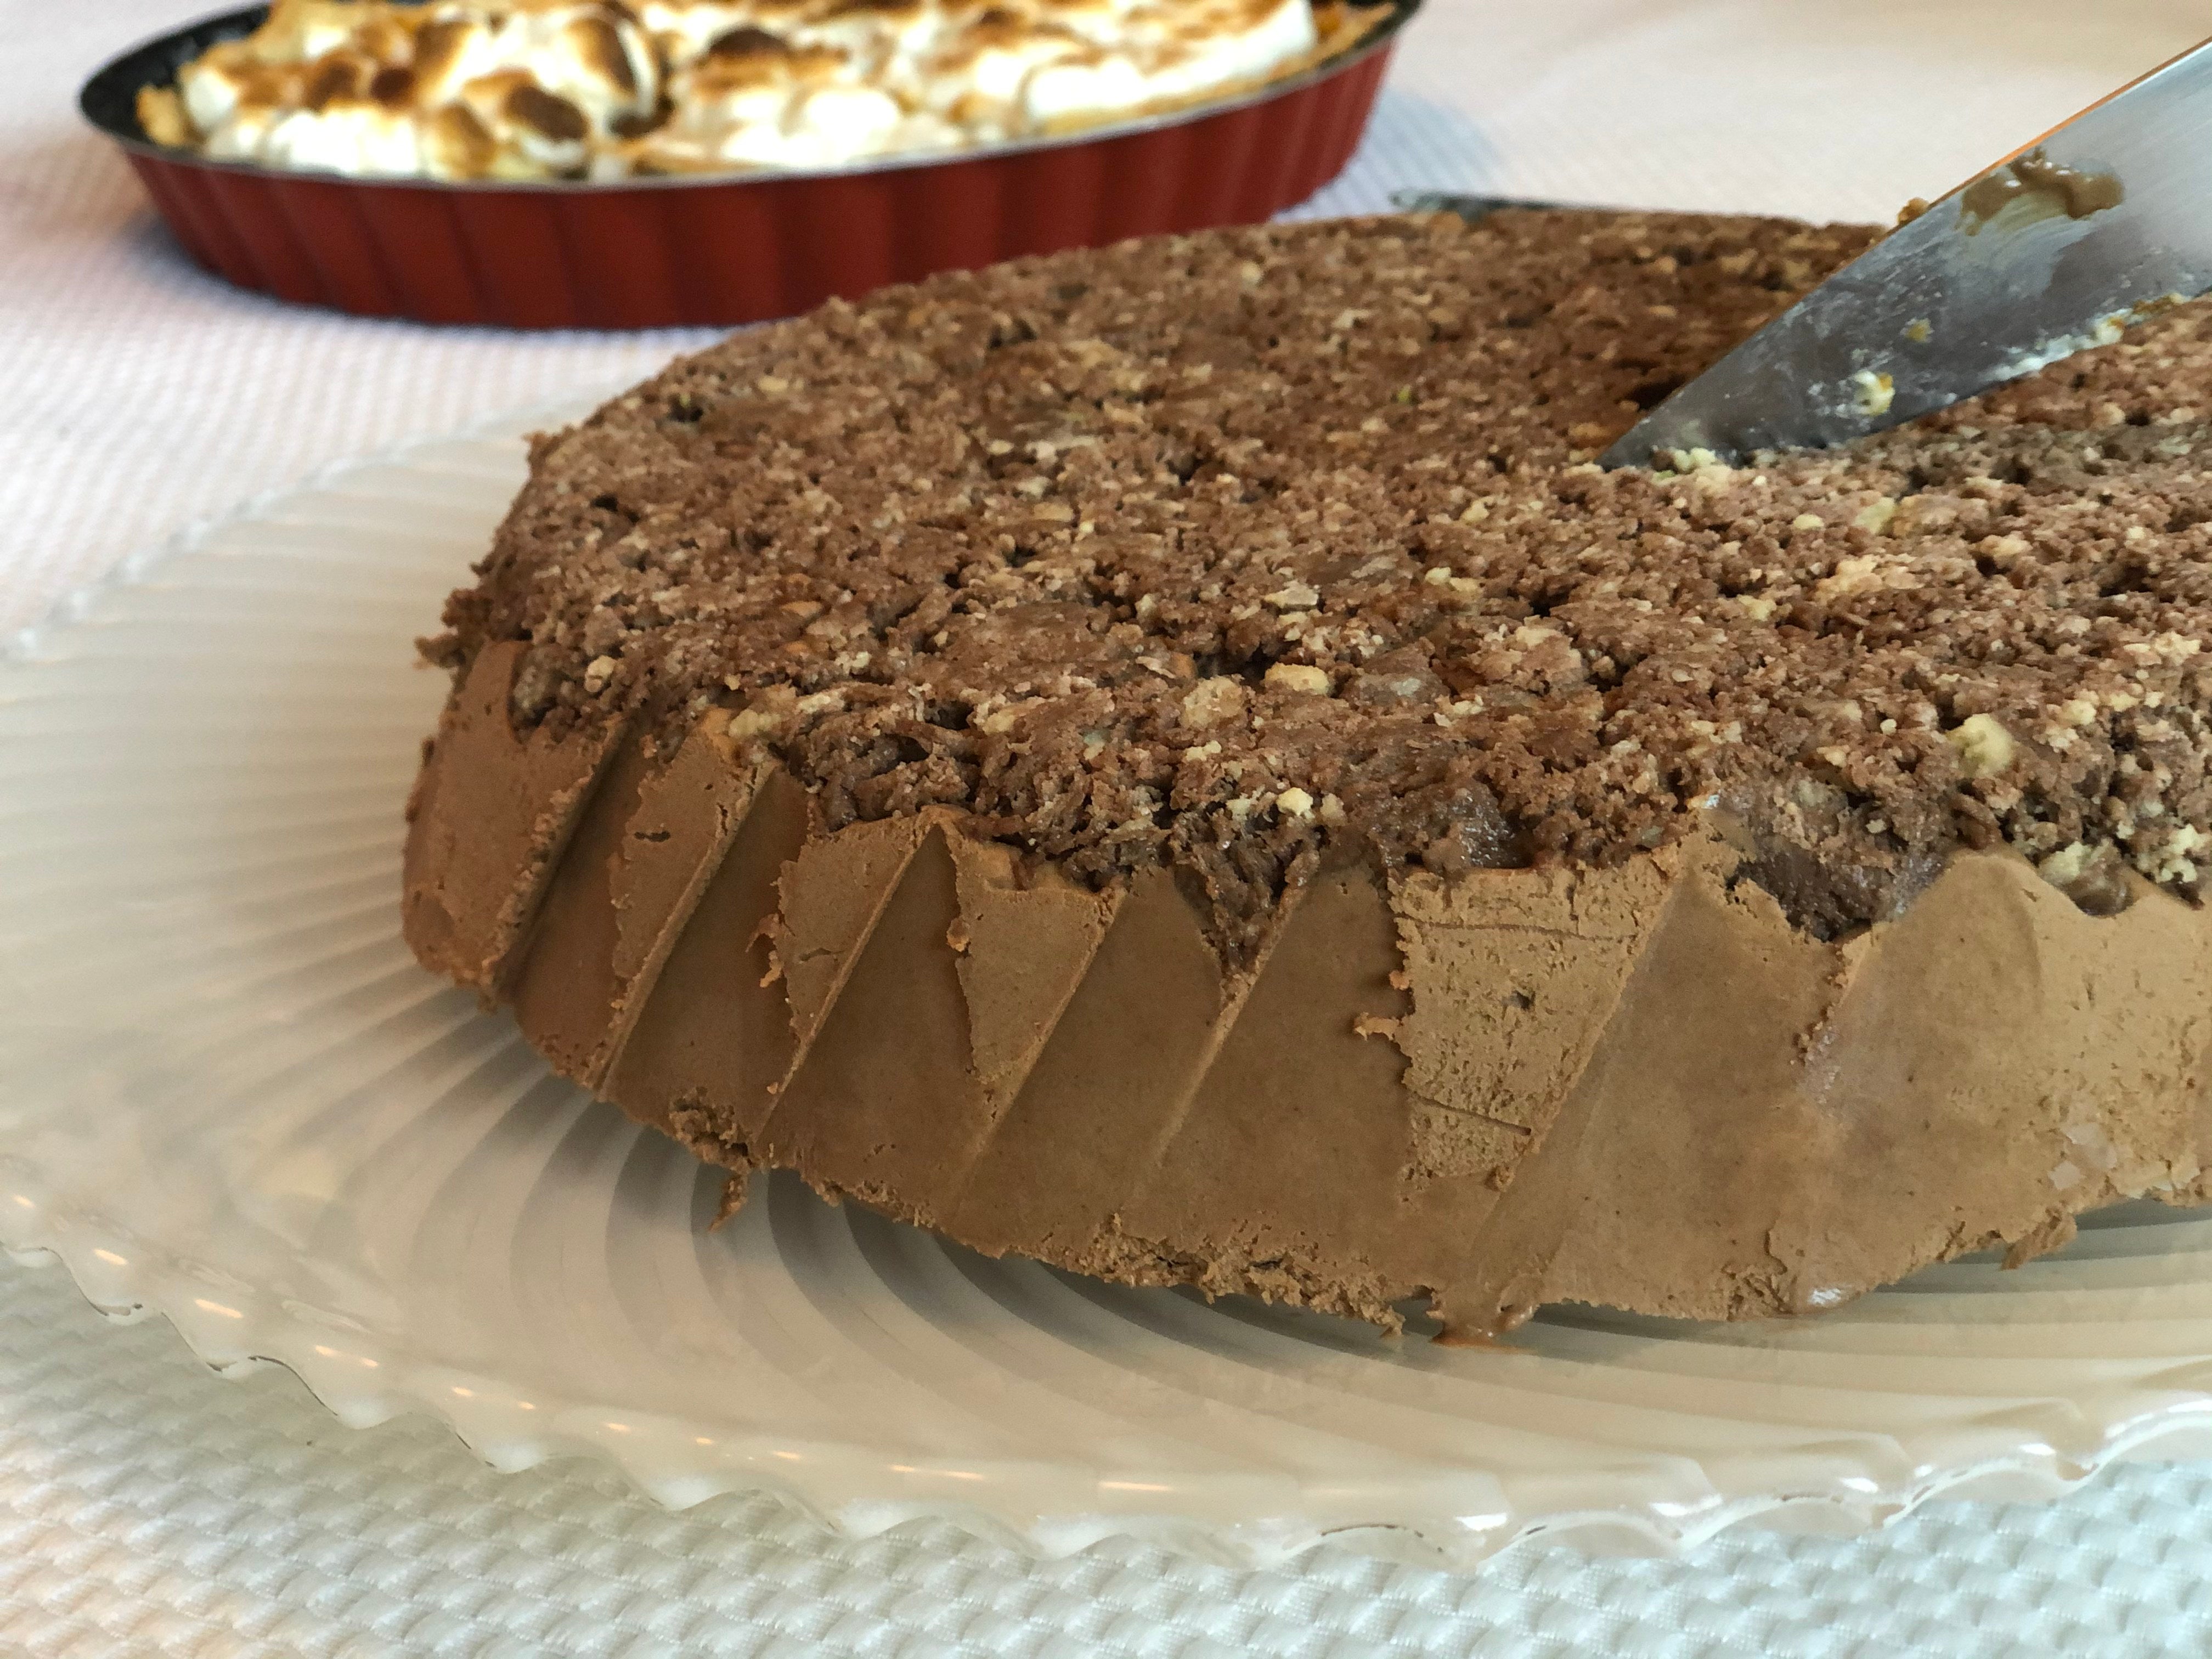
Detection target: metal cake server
<box><xmin>1404</xmin><ymin>30</ymin><xmax>2212</xmax><ymax>467</ymax></box>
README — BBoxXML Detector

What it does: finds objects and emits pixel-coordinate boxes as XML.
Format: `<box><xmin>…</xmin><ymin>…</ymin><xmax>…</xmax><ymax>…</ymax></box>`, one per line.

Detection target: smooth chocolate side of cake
<box><xmin>404</xmin><ymin>208</ymin><xmax>2212</xmax><ymax>1334</ymax></box>
<box><xmin>404</xmin><ymin>678</ymin><xmax>2212</xmax><ymax>1335</ymax></box>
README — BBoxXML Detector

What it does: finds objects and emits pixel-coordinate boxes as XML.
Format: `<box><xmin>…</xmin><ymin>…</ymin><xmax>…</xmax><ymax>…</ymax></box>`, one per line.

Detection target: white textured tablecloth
<box><xmin>10</xmin><ymin>1</ymin><xmax>2212</xmax><ymax>1652</ymax></box>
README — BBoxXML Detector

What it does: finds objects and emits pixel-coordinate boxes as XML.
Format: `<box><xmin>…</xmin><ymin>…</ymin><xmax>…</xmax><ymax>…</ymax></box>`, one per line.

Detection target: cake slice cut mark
<box><xmin>509</xmin><ymin>734</ymin><xmax>654</xmax><ymax>1087</ymax></box>
<box><xmin>753</xmin><ymin>825</ymin><xmax>998</xmax><ymax>1221</ymax></box>
<box><xmin>792</xmin><ymin>833</ymin><xmax>1128</xmax><ymax>1230</ymax></box>
<box><xmin>767</xmin><ymin>812</ymin><xmax>927</xmax><ymax>1067</ymax></box>
<box><xmin>603</xmin><ymin>765</ymin><xmax>811</xmax><ymax>1150</ymax></box>
<box><xmin>946</xmin><ymin>837</ymin><xmax>1121</xmax><ymax>1117</ymax></box>
<box><xmin>400</xmin><ymin>640</ymin><xmax>631</xmax><ymax>995</ymax></box>
<box><xmin>936</xmin><ymin>865</ymin><xmax>1241</xmax><ymax>1261</ymax></box>
<box><xmin>597</xmin><ymin>735</ymin><xmax>776</xmax><ymax>1084</ymax></box>
<box><xmin>1425</xmin><ymin>857</ymin><xmax>1832</xmax><ymax>1335</ymax></box>
<box><xmin>510</xmin><ymin>729</ymin><xmax>777</xmax><ymax>1097</ymax></box>
<box><xmin>1773</xmin><ymin>854</ymin><xmax>2212</xmax><ymax>1290</ymax></box>
<box><xmin>1385</xmin><ymin>853</ymin><xmax>1681</xmax><ymax>1193</ymax></box>
<box><xmin>1454</xmin><ymin>850</ymin><xmax>2212</xmax><ymax>1335</ymax></box>
<box><xmin>1108</xmin><ymin>857</ymin><xmax>1422</xmax><ymax>1328</ymax></box>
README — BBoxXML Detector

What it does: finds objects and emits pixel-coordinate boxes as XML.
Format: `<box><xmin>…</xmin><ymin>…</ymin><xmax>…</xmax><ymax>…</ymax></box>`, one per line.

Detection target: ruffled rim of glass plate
<box><xmin>6</xmin><ymin>396</ymin><xmax>2212</xmax><ymax>1572</ymax></box>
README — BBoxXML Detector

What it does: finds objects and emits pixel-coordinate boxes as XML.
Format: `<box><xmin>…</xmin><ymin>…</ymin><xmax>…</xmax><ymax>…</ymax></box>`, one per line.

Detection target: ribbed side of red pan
<box><xmin>91</xmin><ymin>4</ymin><xmax>1409</xmax><ymax>329</ymax></box>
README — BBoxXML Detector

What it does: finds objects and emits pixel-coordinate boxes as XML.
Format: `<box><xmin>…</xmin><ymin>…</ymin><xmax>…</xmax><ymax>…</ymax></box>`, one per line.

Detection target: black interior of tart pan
<box><xmin>81</xmin><ymin>9</ymin><xmax>269</xmax><ymax>145</ymax></box>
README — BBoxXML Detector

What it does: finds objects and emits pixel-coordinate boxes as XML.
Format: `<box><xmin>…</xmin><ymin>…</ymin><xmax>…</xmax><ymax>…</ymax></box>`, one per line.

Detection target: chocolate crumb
<box><xmin>436</xmin><ymin>209</ymin><xmax>2212</xmax><ymax>952</ymax></box>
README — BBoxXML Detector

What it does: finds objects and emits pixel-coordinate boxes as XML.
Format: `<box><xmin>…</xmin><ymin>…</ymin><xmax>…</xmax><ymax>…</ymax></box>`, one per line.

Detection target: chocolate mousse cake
<box><xmin>404</xmin><ymin>207</ymin><xmax>2212</xmax><ymax>1336</ymax></box>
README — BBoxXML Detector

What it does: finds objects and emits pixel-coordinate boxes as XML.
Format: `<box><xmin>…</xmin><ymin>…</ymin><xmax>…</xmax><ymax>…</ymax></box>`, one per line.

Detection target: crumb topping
<box><xmin>430</xmin><ymin>209</ymin><xmax>2212</xmax><ymax>955</ymax></box>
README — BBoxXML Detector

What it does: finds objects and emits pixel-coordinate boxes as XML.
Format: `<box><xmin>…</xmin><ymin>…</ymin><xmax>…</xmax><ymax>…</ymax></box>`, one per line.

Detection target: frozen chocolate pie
<box><xmin>404</xmin><ymin>208</ymin><xmax>2212</xmax><ymax>1337</ymax></box>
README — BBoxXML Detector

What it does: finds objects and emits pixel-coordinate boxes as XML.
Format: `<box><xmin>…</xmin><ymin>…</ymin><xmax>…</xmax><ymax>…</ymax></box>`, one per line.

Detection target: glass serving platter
<box><xmin>6</xmin><ymin>399</ymin><xmax>2212</xmax><ymax>1571</ymax></box>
